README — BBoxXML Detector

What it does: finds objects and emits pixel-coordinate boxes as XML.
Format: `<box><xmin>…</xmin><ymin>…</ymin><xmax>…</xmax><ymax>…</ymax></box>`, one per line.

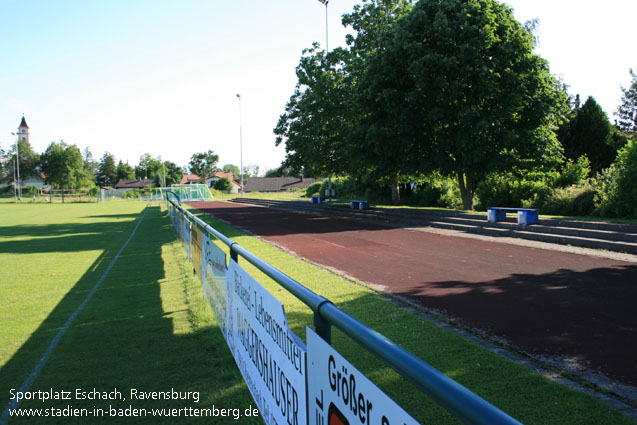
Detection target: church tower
<box><xmin>18</xmin><ymin>116</ymin><xmax>29</xmax><ymax>143</ymax></box>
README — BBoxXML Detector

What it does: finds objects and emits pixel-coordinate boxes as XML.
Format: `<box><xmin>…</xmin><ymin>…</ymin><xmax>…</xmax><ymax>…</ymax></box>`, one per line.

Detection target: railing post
<box><xmin>314</xmin><ymin>300</ymin><xmax>332</xmax><ymax>344</ymax></box>
<box><xmin>230</xmin><ymin>242</ymin><xmax>239</xmax><ymax>263</ymax></box>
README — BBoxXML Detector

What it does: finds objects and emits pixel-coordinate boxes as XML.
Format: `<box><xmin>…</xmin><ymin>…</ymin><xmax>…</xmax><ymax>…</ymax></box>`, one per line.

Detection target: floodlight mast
<box><xmin>318</xmin><ymin>0</ymin><xmax>333</xmax><ymax>202</ymax></box>
<box><xmin>236</xmin><ymin>94</ymin><xmax>244</xmax><ymax>196</ymax></box>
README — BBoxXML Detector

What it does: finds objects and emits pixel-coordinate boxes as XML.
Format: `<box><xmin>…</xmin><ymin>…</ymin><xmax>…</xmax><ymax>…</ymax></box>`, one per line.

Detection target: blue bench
<box><xmin>350</xmin><ymin>200</ymin><xmax>370</xmax><ymax>210</ymax></box>
<box><xmin>487</xmin><ymin>207</ymin><xmax>539</xmax><ymax>225</ymax></box>
<box><xmin>311</xmin><ymin>196</ymin><xmax>324</xmax><ymax>203</ymax></box>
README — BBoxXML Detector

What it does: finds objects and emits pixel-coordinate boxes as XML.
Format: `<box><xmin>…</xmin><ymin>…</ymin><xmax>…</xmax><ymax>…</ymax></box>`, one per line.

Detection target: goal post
<box><xmin>40</xmin><ymin>188</ymin><xmax>98</xmax><ymax>203</ymax></box>
<box><xmin>156</xmin><ymin>184</ymin><xmax>214</xmax><ymax>202</ymax></box>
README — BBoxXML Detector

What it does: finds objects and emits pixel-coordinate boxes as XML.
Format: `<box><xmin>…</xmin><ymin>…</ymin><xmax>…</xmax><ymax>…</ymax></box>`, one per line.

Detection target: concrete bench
<box><xmin>487</xmin><ymin>207</ymin><xmax>539</xmax><ymax>225</ymax></box>
<box><xmin>350</xmin><ymin>200</ymin><xmax>370</xmax><ymax>210</ymax></box>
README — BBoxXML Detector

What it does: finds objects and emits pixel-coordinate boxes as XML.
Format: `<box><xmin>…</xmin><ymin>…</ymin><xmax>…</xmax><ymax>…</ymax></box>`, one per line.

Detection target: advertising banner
<box><xmin>226</xmin><ymin>259</ymin><xmax>307</xmax><ymax>425</ymax></box>
<box><xmin>182</xmin><ymin>216</ymin><xmax>191</xmax><ymax>260</ymax></box>
<box><xmin>202</xmin><ymin>233</ymin><xmax>229</xmax><ymax>338</ymax></box>
<box><xmin>307</xmin><ymin>327</ymin><xmax>420</xmax><ymax>425</ymax></box>
<box><xmin>191</xmin><ymin>225</ymin><xmax>203</xmax><ymax>279</ymax></box>
<box><xmin>176</xmin><ymin>212</ymin><xmax>184</xmax><ymax>241</ymax></box>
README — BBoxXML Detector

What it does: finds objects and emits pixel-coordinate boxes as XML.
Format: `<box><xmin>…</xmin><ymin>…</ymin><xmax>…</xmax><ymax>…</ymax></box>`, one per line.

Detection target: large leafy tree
<box><xmin>558</xmin><ymin>96</ymin><xmax>619</xmax><ymax>174</ymax></box>
<box><xmin>616</xmin><ymin>69</ymin><xmax>637</xmax><ymax>135</ymax></box>
<box><xmin>96</xmin><ymin>152</ymin><xmax>117</xmax><ymax>187</ymax></box>
<box><xmin>274</xmin><ymin>0</ymin><xmax>414</xmax><ymax>198</ymax></box>
<box><xmin>360</xmin><ymin>0</ymin><xmax>567</xmax><ymax>208</ymax></box>
<box><xmin>188</xmin><ymin>150</ymin><xmax>219</xmax><ymax>178</ymax></box>
<box><xmin>135</xmin><ymin>153</ymin><xmax>162</xmax><ymax>180</ymax></box>
<box><xmin>40</xmin><ymin>141</ymin><xmax>93</xmax><ymax>189</ymax></box>
<box><xmin>162</xmin><ymin>161</ymin><xmax>184</xmax><ymax>186</ymax></box>
<box><xmin>274</xmin><ymin>45</ymin><xmax>357</xmax><ymax>177</ymax></box>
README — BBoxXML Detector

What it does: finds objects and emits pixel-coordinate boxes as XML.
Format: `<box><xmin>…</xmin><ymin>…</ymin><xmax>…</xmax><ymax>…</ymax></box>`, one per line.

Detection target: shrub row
<box><xmin>306</xmin><ymin>139</ymin><xmax>635</xmax><ymax>219</ymax></box>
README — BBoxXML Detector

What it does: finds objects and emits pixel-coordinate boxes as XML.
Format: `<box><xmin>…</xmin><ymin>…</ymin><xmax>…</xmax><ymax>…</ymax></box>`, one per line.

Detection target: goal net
<box><xmin>156</xmin><ymin>184</ymin><xmax>214</xmax><ymax>202</ymax></box>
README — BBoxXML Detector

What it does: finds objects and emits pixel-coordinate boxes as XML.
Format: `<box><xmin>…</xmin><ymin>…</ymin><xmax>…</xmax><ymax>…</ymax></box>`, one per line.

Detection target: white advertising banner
<box><xmin>201</xmin><ymin>232</ymin><xmax>229</xmax><ymax>339</ymax></box>
<box><xmin>307</xmin><ymin>327</ymin><xmax>420</xmax><ymax>425</ymax></box>
<box><xmin>226</xmin><ymin>259</ymin><xmax>307</xmax><ymax>425</ymax></box>
<box><xmin>182</xmin><ymin>216</ymin><xmax>191</xmax><ymax>260</ymax></box>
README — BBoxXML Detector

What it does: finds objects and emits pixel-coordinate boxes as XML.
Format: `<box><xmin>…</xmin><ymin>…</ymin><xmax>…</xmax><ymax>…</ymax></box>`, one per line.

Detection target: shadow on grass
<box><xmin>81</xmin><ymin>213</ymin><xmax>145</xmax><ymax>220</ymax></box>
<box><xmin>0</xmin><ymin>206</ymin><xmax>255</xmax><ymax>425</ymax></box>
<box><xmin>0</xmin><ymin>222</ymin><xmax>127</xmax><ymax>243</ymax></box>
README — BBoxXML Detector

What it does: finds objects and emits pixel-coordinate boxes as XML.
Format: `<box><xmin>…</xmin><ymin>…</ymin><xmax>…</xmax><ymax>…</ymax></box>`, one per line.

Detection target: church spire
<box><xmin>18</xmin><ymin>115</ymin><xmax>30</xmax><ymax>142</ymax></box>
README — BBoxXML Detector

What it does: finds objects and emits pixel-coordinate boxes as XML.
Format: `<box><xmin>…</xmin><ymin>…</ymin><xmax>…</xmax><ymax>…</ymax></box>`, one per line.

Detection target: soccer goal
<box><xmin>40</xmin><ymin>188</ymin><xmax>98</xmax><ymax>203</ymax></box>
<box><xmin>156</xmin><ymin>184</ymin><xmax>214</xmax><ymax>202</ymax></box>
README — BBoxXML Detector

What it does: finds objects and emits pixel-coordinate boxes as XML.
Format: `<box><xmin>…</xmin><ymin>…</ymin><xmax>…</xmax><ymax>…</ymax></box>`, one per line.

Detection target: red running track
<box><xmin>191</xmin><ymin>201</ymin><xmax>637</xmax><ymax>389</ymax></box>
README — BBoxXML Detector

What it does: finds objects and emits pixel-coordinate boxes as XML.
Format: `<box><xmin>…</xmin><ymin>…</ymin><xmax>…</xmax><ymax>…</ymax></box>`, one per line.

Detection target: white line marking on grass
<box><xmin>1</xmin><ymin>207</ymin><xmax>149</xmax><ymax>424</ymax></box>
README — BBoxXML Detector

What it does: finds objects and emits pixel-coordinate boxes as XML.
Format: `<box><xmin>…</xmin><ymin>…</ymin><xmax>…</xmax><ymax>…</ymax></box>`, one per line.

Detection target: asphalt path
<box><xmin>191</xmin><ymin>201</ymin><xmax>637</xmax><ymax>391</ymax></box>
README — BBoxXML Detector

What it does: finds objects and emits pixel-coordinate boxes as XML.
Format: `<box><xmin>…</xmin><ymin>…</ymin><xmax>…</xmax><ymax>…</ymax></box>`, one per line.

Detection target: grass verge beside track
<box><xmin>187</xmin><ymin>204</ymin><xmax>636</xmax><ymax>425</ymax></box>
<box><xmin>0</xmin><ymin>201</ymin><xmax>254</xmax><ymax>424</ymax></box>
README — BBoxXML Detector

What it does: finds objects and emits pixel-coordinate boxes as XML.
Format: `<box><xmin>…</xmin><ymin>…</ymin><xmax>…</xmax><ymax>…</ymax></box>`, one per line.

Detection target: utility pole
<box><xmin>11</xmin><ymin>132</ymin><xmax>21</xmax><ymax>201</ymax></box>
<box><xmin>13</xmin><ymin>157</ymin><xmax>17</xmax><ymax>202</ymax></box>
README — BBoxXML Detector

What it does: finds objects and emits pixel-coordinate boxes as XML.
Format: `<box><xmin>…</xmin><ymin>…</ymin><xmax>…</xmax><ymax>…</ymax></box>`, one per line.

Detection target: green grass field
<box><xmin>1</xmin><ymin>200</ymin><xmax>634</xmax><ymax>424</ymax></box>
<box><xmin>0</xmin><ymin>201</ymin><xmax>254</xmax><ymax>424</ymax></box>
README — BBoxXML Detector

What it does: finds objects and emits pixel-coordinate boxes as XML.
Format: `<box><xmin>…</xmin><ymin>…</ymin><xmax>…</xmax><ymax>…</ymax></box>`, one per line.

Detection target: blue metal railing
<box><xmin>167</xmin><ymin>198</ymin><xmax>523</xmax><ymax>425</ymax></box>
<box><xmin>165</xmin><ymin>190</ymin><xmax>181</xmax><ymax>205</ymax></box>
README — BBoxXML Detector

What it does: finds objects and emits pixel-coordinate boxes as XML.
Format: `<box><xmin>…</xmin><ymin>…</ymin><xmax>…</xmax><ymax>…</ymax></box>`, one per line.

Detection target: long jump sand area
<box><xmin>190</xmin><ymin>201</ymin><xmax>637</xmax><ymax>394</ymax></box>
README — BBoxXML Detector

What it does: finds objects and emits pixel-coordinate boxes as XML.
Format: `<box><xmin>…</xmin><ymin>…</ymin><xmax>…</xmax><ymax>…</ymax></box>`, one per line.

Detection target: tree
<box><xmin>274</xmin><ymin>45</ymin><xmax>358</xmax><ymax>178</ymax></box>
<box><xmin>4</xmin><ymin>139</ymin><xmax>40</xmax><ymax>184</ymax></box>
<box><xmin>616</xmin><ymin>69</ymin><xmax>637</xmax><ymax>134</ymax></box>
<box><xmin>116</xmin><ymin>160</ymin><xmax>135</xmax><ymax>181</ymax></box>
<box><xmin>96</xmin><ymin>152</ymin><xmax>117</xmax><ymax>187</ymax></box>
<box><xmin>274</xmin><ymin>1</ymin><xmax>415</xmax><ymax>202</ymax></box>
<box><xmin>134</xmin><ymin>153</ymin><xmax>162</xmax><ymax>180</ymax></box>
<box><xmin>242</xmin><ymin>164</ymin><xmax>260</xmax><ymax>179</ymax></box>
<box><xmin>162</xmin><ymin>161</ymin><xmax>184</xmax><ymax>186</ymax></box>
<box><xmin>82</xmin><ymin>147</ymin><xmax>98</xmax><ymax>178</ymax></box>
<box><xmin>596</xmin><ymin>140</ymin><xmax>637</xmax><ymax>217</ymax></box>
<box><xmin>265</xmin><ymin>163</ymin><xmax>297</xmax><ymax>177</ymax></box>
<box><xmin>222</xmin><ymin>164</ymin><xmax>240</xmax><ymax>177</ymax></box>
<box><xmin>558</xmin><ymin>96</ymin><xmax>618</xmax><ymax>174</ymax></box>
<box><xmin>0</xmin><ymin>147</ymin><xmax>7</xmax><ymax>180</ymax></box>
<box><xmin>188</xmin><ymin>150</ymin><xmax>219</xmax><ymax>177</ymax></box>
<box><xmin>359</xmin><ymin>0</ymin><xmax>567</xmax><ymax>208</ymax></box>
<box><xmin>40</xmin><ymin>141</ymin><xmax>93</xmax><ymax>189</ymax></box>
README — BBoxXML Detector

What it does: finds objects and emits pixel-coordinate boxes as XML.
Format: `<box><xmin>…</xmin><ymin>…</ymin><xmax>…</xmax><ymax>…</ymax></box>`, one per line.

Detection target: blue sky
<box><xmin>2</xmin><ymin>0</ymin><xmax>636</xmax><ymax>174</ymax></box>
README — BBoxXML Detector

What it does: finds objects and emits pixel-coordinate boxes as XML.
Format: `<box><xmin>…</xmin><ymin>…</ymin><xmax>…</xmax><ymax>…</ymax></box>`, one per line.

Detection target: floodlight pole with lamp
<box><xmin>318</xmin><ymin>0</ymin><xmax>333</xmax><ymax>202</ymax></box>
<box><xmin>11</xmin><ymin>132</ymin><xmax>21</xmax><ymax>201</ymax></box>
<box><xmin>236</xmin><ymin>94</ymin><xmax>244</xmax><ymax>196</ymax></box>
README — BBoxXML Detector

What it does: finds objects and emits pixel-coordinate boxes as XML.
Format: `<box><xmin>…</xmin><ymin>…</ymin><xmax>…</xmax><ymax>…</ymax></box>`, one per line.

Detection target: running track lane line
<box><xmin>0</xmin><ymin>206</ymin><xmax>150</xmax><ymax>424</ymax></box>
